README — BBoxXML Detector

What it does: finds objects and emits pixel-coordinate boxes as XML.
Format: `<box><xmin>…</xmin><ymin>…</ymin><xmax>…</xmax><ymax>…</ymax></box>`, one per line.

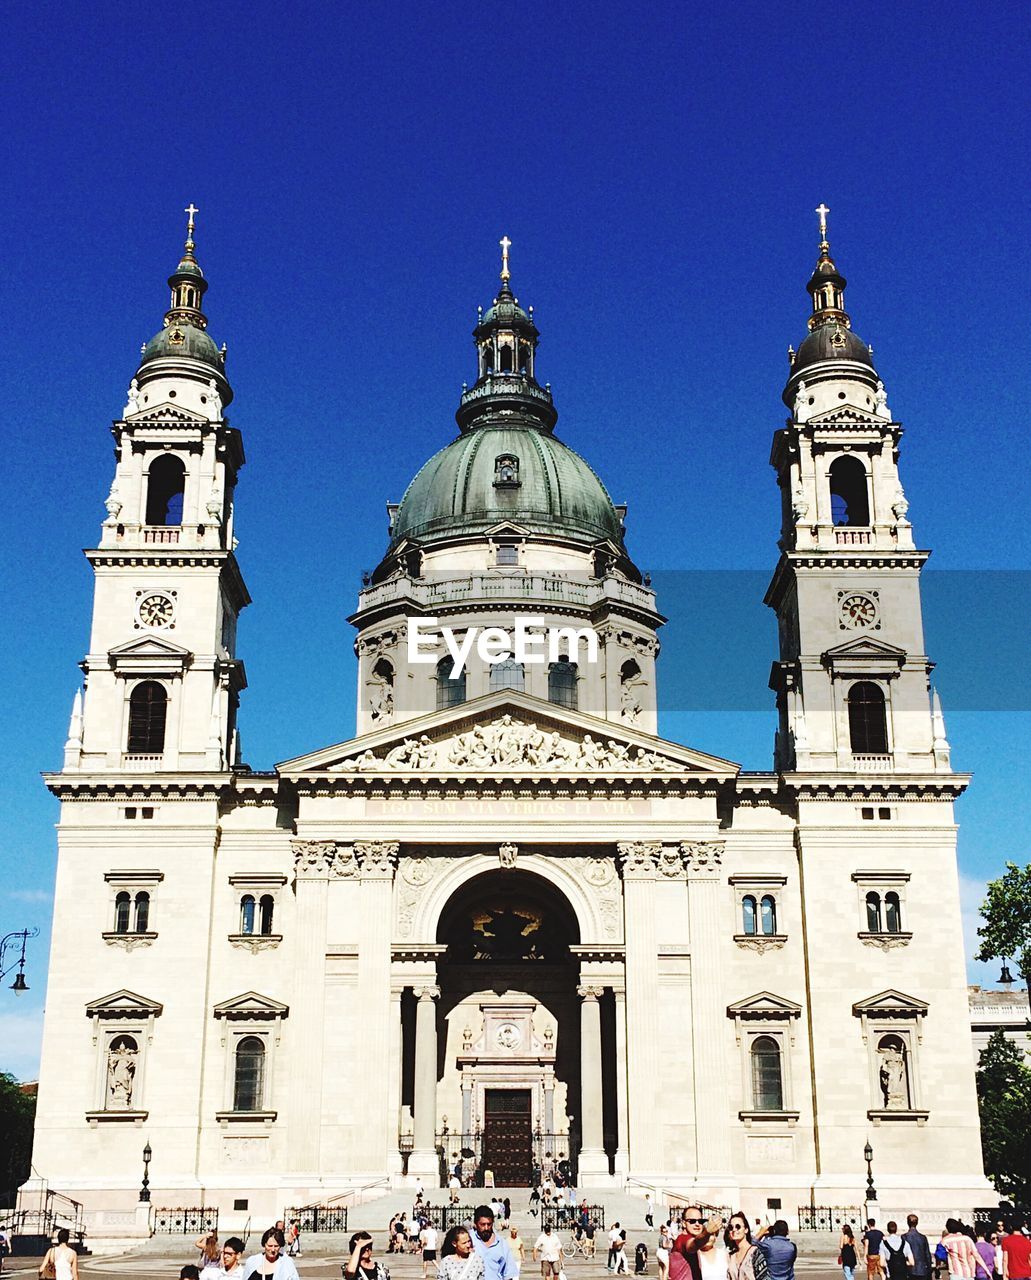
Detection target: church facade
<box><xmin>28</xmin><ymin>210</ymin><xmax>993</xmax><ymax>1229</ymax></box>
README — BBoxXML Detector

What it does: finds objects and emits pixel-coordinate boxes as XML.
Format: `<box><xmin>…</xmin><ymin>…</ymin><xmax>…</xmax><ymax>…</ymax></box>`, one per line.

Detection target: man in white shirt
<box><xmin>449</xmin><ymin>1174</ymin><xmax>462</xmax><ymax>1205</ymax></box>
<box><xmin>645</xmin><ymin>1196</ymin><xmax>655</xmax><ymax>1230</ymax></box>
<box><xmin>609</xmin><ymin>1224</ymin><xmax>624</xmax><ymax>1271</ymax></box>
<box><xmin>534</xmin><ymin>1225</ymin><xmax>563</xmax><ymax>1279</ymax></box>
<box><xmin>421</xmin><ymin>1222</ymin><xmax>440</xmax><ymax>1279</ymax></box>
<box><xmin>201</xmin><ymin>1237</ymin><xmax>247</xmax><ymax>1277</ymax></box>
<box><xmin>880</xmin><ymin>1222</ymin><xmax>915</xmax><ymax>1280</ymax></box>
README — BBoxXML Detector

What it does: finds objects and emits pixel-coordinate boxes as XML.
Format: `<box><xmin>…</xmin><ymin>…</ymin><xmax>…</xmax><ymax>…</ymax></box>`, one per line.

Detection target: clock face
<box><xmin>839</xmin><ymin>592</ymin><xmax>878</xmax><ymax>629</ymax></box>
<box><xmin>138</xmin><ymin>592</ymin><xmax>175</xmax><ymax>629</ymax></box>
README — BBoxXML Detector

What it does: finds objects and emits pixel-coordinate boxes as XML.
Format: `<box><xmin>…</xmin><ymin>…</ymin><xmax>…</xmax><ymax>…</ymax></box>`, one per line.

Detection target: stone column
<box><xmin>410</xmin><ymin>984</ymin><xmax>441</xmax><ymax>1178</ymax></box>
<box><xmin>387</xmin><ymin>985</ymin><xmax>405</xmax><ymax>1173</ymax></box>
<box><xmin>577</xmin><ymin>984</ymin><xmax>607</xmax><ymax>1181</ymax></box>
<box><xmin>461</xmin><ymin>1071</ymin><xmax>473</xmax><ymax>1135</ymax></box>
<box><xmin>543</xmin><ymin>1071</ymin><xmax>555</xmax><ymax>1133</ymax></box>
<box><xmin>289</xmin><ymin>840</ymin><xmax>341</xmax><ymax>1175</ymax></box>
<box><xmin>355</xmin><ymin>841</ymin><xmax>399</xmax><ymax>1170</ymax></box>
<box><xmin>612</xmin><ymin>988</ymin><xmax>630</xmax><ymax>1174</ymax></box>
<box><xmin>618</xmin><ymin>842</ymin><xmax>663</xmax><ymax>1172</ymax></box>
<box><xmin>683</xmin><ymin>840</ymin><xmax>733</xmax><ymax>1178</ymax></box>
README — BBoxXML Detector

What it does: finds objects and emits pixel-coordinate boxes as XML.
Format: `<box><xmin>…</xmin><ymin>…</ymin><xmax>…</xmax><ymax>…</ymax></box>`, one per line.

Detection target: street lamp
<box><xmin>1</xmin><ymin>928</ymin><xmax>39</xmax><ymax>995</ymax></box>
<box><xmin>999</xmin><ymin>960</ymin><xmax>1015</xmax><ymax>988</ymax></box>
<box><xmin>139</xmin><ymin>1141</ymin><xmax>152</xmax><ymax>1203</ymax></box>
<box><xmin>864</xmin><ymin>1140</ymin><xmax>877</xmax><ymax>1208</ymax></box>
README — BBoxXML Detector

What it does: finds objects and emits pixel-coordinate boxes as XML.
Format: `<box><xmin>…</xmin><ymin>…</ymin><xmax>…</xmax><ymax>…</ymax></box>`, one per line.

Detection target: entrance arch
<box><xmin>399</xmin><ymin>867</ymin><xmax>619</xmax><ymax>1187</ymax></box>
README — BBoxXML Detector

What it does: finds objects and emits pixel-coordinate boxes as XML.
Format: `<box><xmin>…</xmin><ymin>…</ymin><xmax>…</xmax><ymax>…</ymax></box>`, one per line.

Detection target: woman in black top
<box><xmin>840</xmin><ymin>1225</ymin><xmax>858</xmax><ymax>1280</ymax></box>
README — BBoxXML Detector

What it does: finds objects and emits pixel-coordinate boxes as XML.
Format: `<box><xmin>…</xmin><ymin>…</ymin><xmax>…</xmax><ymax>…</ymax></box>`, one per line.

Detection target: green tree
<box><xmin>976</xmin><ymin>1030</ymin><xmax>1031</xmax><ymax>1211</ymax></box>
<box><xmin>976</xmin><ymin>862</ymin><xmax>1031</xmax><ymax>983</ymax></box>
<box><xmin>0</xmin><ymin>1072</ymin><xmax>35</xmax><ymax>1205</ymax></box>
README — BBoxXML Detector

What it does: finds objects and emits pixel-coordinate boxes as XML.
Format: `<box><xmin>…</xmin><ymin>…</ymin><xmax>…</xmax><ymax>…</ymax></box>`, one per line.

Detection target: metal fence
<box><xmin>797</xmin><ymin>1206</ymin><xmax>863</xmax><ymax>1232</ymax></box>
<box><xmin>154</xmin><ymin>1207</ymin><xmax>219</xmax><ymax>1234</ymax></box>
<box><xmin>541</xmin><ymin>1204</ymin><xmax>606</xmax><ymax>1231</ymax></box>
<box><xmin>285</xmin><ymin>1205</ymin><xmax>349</xmax><ymax>1233</ymax></box>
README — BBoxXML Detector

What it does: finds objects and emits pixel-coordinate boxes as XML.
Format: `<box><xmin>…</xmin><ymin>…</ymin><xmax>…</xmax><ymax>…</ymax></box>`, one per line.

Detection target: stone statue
<box><xmin>123</xmin><ymin>378</ymin><xmax>141</xmax><ymax>418</ymax></box>
<box><xmin>208</xmin><ymin>378</ymin><xmax>223</xmax><ymax>419</ymax></box>
<box><xmin>368</xmin><ymin>671</ymin><xmax>394</xmax><ymax>722</ymax></box>
<box><xmin>875</xmin><ymin>379</ymin><xmax>891</xmax><ymax>419</ymax></box>
<box><xmin>878</xmin><ymin>1043</ymin><xmax>909</xmax><ymax>1109</ymax></box>
<box><xmin>891</xmin><ymin>484</ymin><xmax>910</xmax><ymax>522</ymax></box>
<box><xmin>498</xmin><ymin>843</ymin><xmax>518</xmax><ymax>870</ymax></box>
<box><xmin>793</xmin><ymin>380</ymin><xmax>808</xmax><ymax>421</ymax></box>
<box><xmin>620</xmin><ymin>671</ymin><xmax>643</xmax><ymax>723</ymax></box>
<box><xmin>107</xmin><ymin>1041</ymin><xmax>137</xmax><ymax>1109</ymax></box>
<box><xmin>791</xmin><ymin>481</ymin><xmax>809</xmax><ymax>522</ymax></box>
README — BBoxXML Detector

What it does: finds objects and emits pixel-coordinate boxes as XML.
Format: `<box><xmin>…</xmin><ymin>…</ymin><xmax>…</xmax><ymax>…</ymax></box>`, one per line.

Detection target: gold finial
<box><xmin>184</xmin><ymin>203</ymin><xmax>199</xmax><ymax>253</ymax></box>
<box><xmin>815</xmin><ymin>202</ymin><xmax>830</xmax><ymax>252</ymax></box>
<box><xmin>499</xmin><ymin>235</ymin><xmax>512</xmax><ymax>283</ymax></box>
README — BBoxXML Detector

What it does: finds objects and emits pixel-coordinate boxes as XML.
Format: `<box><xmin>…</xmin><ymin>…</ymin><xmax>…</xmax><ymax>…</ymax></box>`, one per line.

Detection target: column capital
<box><xmin>577</xmin><ymin>984</ymin><xmax>604</xmax><ymax>1000</ymax></box>
<box><xmin>355</xmin><ymin>840</ymin><xmax>400</xmax><ymax>879</ymax></box>
<box><xmin>416</xmin><ymin>985</ymin><xmax>441</xmax><ymax>1002</ymax></box>
<box><xmin>617</xmin><ymin>841</ymin><xmax>662</xmax><ymax>878</ymax></box>
<box><xmin>681</xmin><ymin>839</ymin><xmax>725</xmax><ymax>878</ymax></box>
<box><xmin>292</xmin><ymin>839</ymin><xmax>361</xmax><ymax>879</ymax></box>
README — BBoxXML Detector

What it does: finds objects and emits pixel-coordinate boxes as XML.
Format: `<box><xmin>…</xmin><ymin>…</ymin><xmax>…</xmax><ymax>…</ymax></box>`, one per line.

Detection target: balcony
<box><xmin>852</xmin><ymin>754</ymin><xmax>893</xmax><ymax>772</ymax></box>
<box><xmin>834</xmin><ymin>528</ymin><xmax>872</xmax><ymax>546</ymax></box>
<box><xmin>356</xmin><ymin>572</ymin><xmax>656</xmax><ymax>616</ymax></box>
<box><xmin>122</xmin><ymin>753</ymin><xmax>164</xmax><ymax>771</ymax></box>
<box><xmin>142</xmin><ymin>526</ymin><xmax>181</xmax><ymax>544</ymax></box>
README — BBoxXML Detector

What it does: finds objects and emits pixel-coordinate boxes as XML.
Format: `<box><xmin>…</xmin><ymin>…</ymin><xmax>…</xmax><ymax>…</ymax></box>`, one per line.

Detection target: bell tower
<box><xmin>64</xmin><ymin>207</ymin><xmax>249</xmax><ymax>774</ymax></box>
<box><xmin>765</xmin><ymin>207</ymin><xmax>949</xmax><ymax>774</ymax></box>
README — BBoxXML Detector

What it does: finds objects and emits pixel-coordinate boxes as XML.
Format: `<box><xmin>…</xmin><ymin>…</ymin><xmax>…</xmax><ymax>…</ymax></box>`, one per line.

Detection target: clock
<box><xmin>137</xmin><ymin>592</ymin><xmax>176</xmax><ymax>629</ymax></box>
<box><xmin>839</xmin><ymin>592</ymin><xmax>878</xmax><ymax>629</ymax></box>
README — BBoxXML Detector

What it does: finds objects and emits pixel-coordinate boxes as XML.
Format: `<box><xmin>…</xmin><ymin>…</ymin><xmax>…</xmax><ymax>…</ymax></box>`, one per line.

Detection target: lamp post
<box><xmin>139</xmin><ymin>1141</ymin><xmax>152</xmax><ymax>1203</ymax></box>
<box><xmin>0</xmin><ymin>928</ymin><xmax>39</xmax><ymax>995</ymax></box>
<box><xmin>999</xmin><ymin>959</ymin><xmax>1015</xmax><ymax>988</ymax></box>
<box><xmin>863</xmin><ymin>1140</ymin><xmax>877</xmax><ymax>1216</ymax></box>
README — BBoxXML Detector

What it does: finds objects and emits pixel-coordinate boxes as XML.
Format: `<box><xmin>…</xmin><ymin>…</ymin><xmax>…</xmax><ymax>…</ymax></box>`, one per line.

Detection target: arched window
<box><xmin>127</xmin><ymin>682</ymin><xmax>168</xmax><ymax>754</ymax></box>
<box><xmin>548</xmin><ymin>658</ymin><xmax>578</xmax><ymax>710</ymax></box>
<box><xmin>750</xmin><ymin>1036</ymin><xmax>783</xmax><ymax>1111</ymax></box>
<box><xmin>233</xmin><ymin>1036</ymin><xmax>265</xmax><ymax>1112</ymax></box>
<box><xmin>240</xmin><ymin>894</ymin><xmax>256</xmax><ymax>935</ymax></box>
<box><xmin>490</xmin><ymin>659</ymin><xmax>525</xmax><ymax>693</ymax></box>
<box><xmin>742</xmin><ymin>895</ymin><xmax>758</xmax><ymax>936</ymax></box>
<box><xmin>848</xmin><ymin>682</ymin><xmax>889</xmax><ymax>754</ymax></box>
<box><xmin>829</xmin><ymin>456</ymin><xmax>870</xmax><ymax>527</ymax></box>
<box><xmin>866</xmin><ymin>891</ymin><xmax>883</xmax><ymax>933</ymax></box>
<box><xmin>482</xmin><ymin>343</ymin><xmax>495</xmax><ymax>375</ymax></box>
<box><xmin>114</xmin><ymin>891</ymin><xmax>131</xmax><ymax>934</ymax></box>
<box><xmin>884</xmin><ymin>891</ymin><xmax>902</xmax><ymax>933</ymax></box>
<box><xmin>145</xmin><ymin>455</ymin><xmax>187</xmax><ymax>526</ymax></box>
<box><xmin>499</xmin><ymin>342</ymin><xmax>514</xmax><ymax>373</ymax></box>
<box><xmin>133</xmin><ymin>891</ymin><xmax>150</xmax><ymax>933</ymax></box>
<box><xmin>436</xmin><ymin>657</ymin><xmax>466</xmax><ymax>710</ymax></box>
<box><xmin>760</xmin><ymin>894</ymin><xmax>778</xmax><ymax>936</ymax></box>
<box><xmin>259</xmin><ymin>895</ymin><xmax>275</xmax><ymax>936</ymax></box>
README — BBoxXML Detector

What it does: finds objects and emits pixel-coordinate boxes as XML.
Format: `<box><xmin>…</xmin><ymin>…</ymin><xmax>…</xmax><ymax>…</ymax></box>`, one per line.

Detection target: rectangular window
<box><xmin>496</xmin><ymin>544</ymin><xmax>518</xmax><ymax>566</ymax></box>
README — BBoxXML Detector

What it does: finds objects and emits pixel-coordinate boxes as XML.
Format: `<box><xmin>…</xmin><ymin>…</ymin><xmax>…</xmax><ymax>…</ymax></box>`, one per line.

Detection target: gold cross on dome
<box><xmin>815</xmin><ymin>203</ymin><xmax>830</xmax><ymax>243</ymax></box>
<box><xmin>184</xmin><ymin>203</ymin><xmax>199</xmax><ymax>248</ymax></box>
<box><xmin>500</xmin><ymin>235</ymin><xmax>512</xmax><ymax>282</ymax></box>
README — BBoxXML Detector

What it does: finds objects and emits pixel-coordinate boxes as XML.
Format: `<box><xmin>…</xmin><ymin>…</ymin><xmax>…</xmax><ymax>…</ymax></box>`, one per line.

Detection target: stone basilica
<box><xmin>28</xmin><ymin>209</ymin><xmax>993</xmax><ymax>1231</ymax></box>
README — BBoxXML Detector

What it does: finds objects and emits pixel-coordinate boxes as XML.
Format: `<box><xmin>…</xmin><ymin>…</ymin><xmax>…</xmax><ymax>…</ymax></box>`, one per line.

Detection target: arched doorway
<box><xmin>399</xmin><ymin>868</ymin><xmax>616</xmax><ymax>1186</ymax></box>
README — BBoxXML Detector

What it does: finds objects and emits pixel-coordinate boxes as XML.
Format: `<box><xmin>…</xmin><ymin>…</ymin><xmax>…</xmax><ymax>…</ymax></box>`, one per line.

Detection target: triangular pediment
<box><xmin>727</xmin><ymin>991</ymin><xmax>802</xmax><ymax>1020</ymax></box>
<box><xmin>809</xmin><ymin>404</ymin><xmax>882</xmax><ymax>426</ymax></box>
<box><xmin>852</xmin><ymin>988</ymin><xmax>928</xmax><ymax>1017</ymax></box>
<box><xmin>109</xmin><ymin>636</ymin><xmax>192</xmax><ymax>660</ymax></box>
<box><xmin>822</xmin><ymin>637</ymin><xmax>907</xmax><ymax>674</ymax></box>
<box><xmin>213</xmin><ymin>991</ymin><xmax>290</xmax><ymax>1020</ymax></box>
<box><xmin>86</xmin><ymin>989</ymin><xmax>163</xmax><ymax>1018</ymax></box>
<box><xmin>130</xmin><ymin>405</ymin><xmax>201</xmax><ymax>424</ymax></box>
<box><xmin>483</xmin><ymin>521</ymin><xmax>533</xmax><ymax>538</ymax></box>
<box><xmin>824</xmin><ymin>637</ymin><xmax>907</xmax><ymax>660</ymax></box>
<box><xmin>277</xmin><ymin>690</ymin><xmax>739</xmax><ymax>779</ymax></box>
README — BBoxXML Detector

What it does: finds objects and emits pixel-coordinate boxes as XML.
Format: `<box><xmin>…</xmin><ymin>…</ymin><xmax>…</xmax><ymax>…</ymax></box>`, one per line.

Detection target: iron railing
<box><xmin>542</xmin><ymin>1204</ymin><xmax>605</xmax><ymax>1231</ymax></box>
<box><xmin>285</xmin><ymin>1205</ymin><xmax>349</xmax><ymax>1233</ymax></box>
<box><xmin>797</xmin><ymin>1206</ymin><xmax>863</xmax><ymax>1231</ymax></box>
<box><xmin>154</xmin><ymin>1207</ymin><xmax>219</xmax><ymax>1234</ymax></box>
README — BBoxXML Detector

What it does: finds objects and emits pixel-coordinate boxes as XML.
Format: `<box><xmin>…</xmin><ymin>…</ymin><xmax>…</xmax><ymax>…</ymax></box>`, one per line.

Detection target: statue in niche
<box><xmin>107</xmin><ymin>1038</ymin><xmax>138</xmax><ymax>1109</ymax></box>
<box><xmin>878</xmin><ymin>1041</ymin><xmax>909</xmax><ymax>1110</ymax></box>
<box><xmin>619</xmin><ymin>664</ymin><xmax>644</xmax><ymax>723</ymax></box>
<box><xmin>368</xmin><ymin>670</ymin><xmax>394</xmax><ymax>722</ymax></box>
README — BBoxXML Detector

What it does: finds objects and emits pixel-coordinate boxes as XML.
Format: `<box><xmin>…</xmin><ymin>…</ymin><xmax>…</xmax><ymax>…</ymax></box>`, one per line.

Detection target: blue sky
<box><xmin>1</xmin><ymin>1</ymin><xmax>1028</xmax><ymax>1079</ymax></box>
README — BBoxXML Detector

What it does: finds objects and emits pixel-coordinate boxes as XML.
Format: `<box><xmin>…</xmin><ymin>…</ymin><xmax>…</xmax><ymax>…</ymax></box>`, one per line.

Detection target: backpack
<box><xmin>935</xmin><ymin>1244</ymin><xmax>948</xmax><ymax>1263</ymax></box>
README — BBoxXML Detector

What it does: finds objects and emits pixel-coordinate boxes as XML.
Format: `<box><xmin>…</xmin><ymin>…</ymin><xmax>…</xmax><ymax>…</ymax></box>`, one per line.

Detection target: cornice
<box><xmin>781</xmin><ymin>771</ymin><xmax>970</xmax><ymax>800</ymax></box>
<box><xmin>290</xmin><ymin>772</ymin><xmax>723</xmax><ymax>800</ymax></box>
<box><xmin>85</xmin><ymin>548</ymin><xmax>251</xmax><ymax>610</ymax></box>
<box><xmin>45</xmin><ymin>772</ymin><xmax>234</xmax><ymax>801</ymax></box>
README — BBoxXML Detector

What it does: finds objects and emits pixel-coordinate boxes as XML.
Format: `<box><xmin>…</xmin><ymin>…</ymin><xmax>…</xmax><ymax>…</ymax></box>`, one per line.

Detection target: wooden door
<box><xmin>482</xmin><ymin>1089</ymin><xmax>532</xmax><ymax>1186</ymax></box>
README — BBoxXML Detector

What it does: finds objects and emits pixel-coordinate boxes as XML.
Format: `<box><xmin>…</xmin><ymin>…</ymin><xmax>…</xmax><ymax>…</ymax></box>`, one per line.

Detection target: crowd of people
<box><xmin>94</xmin><ymin>1198</ymin><xmax>1029</xmax><ymax>1280</ymax></box>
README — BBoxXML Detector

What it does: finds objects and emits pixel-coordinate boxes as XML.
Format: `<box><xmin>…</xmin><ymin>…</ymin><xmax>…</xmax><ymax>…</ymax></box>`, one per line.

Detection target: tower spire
<box><xmin>815</xmin><ymin>202</ymin><xmax>831</xmax><ymax>256</ymax></box>
<box><xmin>499</xmin><ymin>235</ymin><xmax>512</xmax><ymax>284</ymax></box>
<box><xmin>805</xmin><ymin>201</ymin><xmax>850</xmax><ymax>333</ymax></box>
<box><xmin>184</xmin><ymin>203</ymin><xmax>199</xmax><ymax>256</ymax></box>
<box><xmin>164</xmin><ymin>202</ymin><xmax>209</xmax><ymax>331</ymax></box>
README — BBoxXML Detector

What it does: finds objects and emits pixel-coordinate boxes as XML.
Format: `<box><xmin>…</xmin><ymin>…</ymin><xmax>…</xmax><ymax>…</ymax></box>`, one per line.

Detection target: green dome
<box><xmin>392</xmin><ymin>426</ymin><xmax>624</xmax><ymax>546</ymax></box>
<box><xmin>141</xmin><ymin>322</ymin><xmax>222</xmax><ymax>370</ymax></box>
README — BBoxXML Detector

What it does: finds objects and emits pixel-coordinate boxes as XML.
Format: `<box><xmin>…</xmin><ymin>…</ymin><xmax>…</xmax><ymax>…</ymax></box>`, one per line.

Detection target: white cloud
<box><xmin>0</xmin><ymin>1006</ymin><xmax>45</xmax><ymax>1083</ymax></box>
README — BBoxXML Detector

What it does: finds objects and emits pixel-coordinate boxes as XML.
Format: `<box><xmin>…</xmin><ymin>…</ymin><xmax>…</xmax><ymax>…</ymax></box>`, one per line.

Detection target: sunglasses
<box><xmin>685</xmin><ymin>1219</ymin><xmax>703</xmax><ymax>1226</ymax></box>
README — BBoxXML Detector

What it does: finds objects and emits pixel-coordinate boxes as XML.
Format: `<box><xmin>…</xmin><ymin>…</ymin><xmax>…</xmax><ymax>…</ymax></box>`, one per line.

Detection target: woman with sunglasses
<box><xmin>345</xmin><ymin>1231</ymin><xmax>391</xmax><ymax>1280</ymax></box>
<box><xmin>726</xmin><ymin>1215</ymin><xmax>768</xmax><ymax>1280</ymax></box>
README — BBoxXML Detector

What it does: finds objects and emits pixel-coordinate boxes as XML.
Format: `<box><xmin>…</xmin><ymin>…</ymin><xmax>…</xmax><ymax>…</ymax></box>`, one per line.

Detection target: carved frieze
<box><xmin>499</xmin><ymin>843</ymin><xmax>518</xmax><ymax>870</ymax></box>
<box><xmin>656</xmin><ymin>845</ymin><xmax>688</xmax><ymax>878</ymax></box>
<box><xmin>396</xmin><ymin>855</ymin><xmax>440</xmax><ymax>937</ymax></box>
<box><xmin>332</xmin><ymin>714</ymin><xmax>683</xmax><ymax>773</ymax></box>
<box><xmin>292</xmin><ymin>840</ymin><xmax>360</xmax><ymax>879</ymax></box>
